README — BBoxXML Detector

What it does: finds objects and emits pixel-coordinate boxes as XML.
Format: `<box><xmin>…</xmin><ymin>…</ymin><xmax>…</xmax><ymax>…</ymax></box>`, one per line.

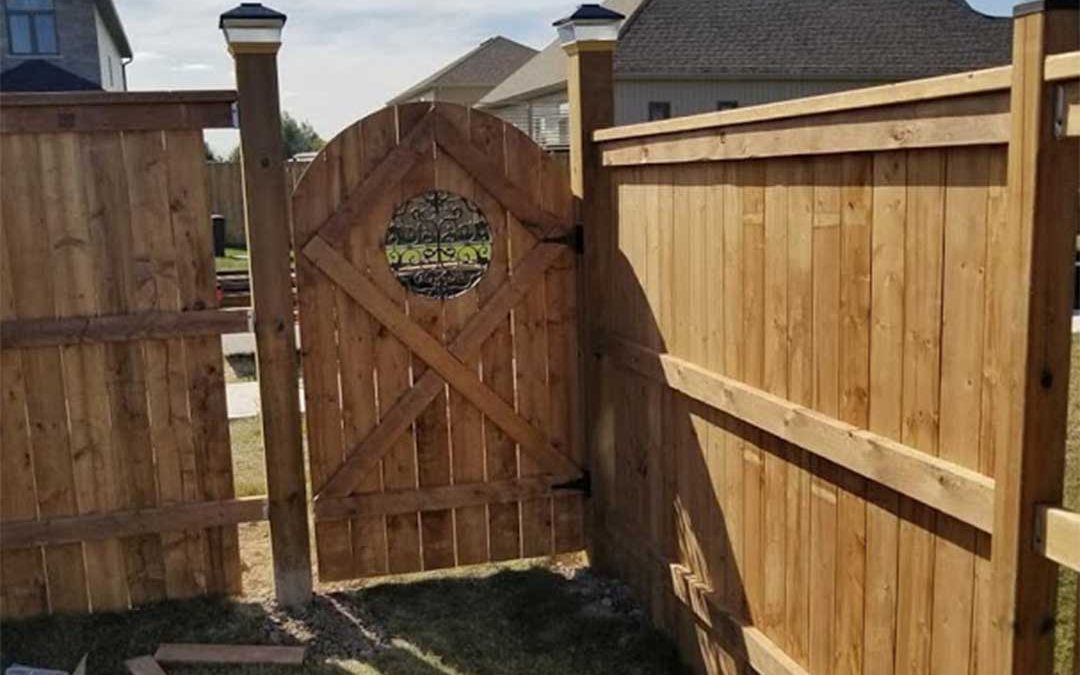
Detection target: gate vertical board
<box><xmin>295</xmin><ymin>102</ymin><xmax>585</xmax><ymax>579</ymax></box>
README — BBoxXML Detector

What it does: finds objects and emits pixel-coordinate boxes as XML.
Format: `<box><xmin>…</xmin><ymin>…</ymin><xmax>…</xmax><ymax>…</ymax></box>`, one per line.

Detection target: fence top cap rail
<box><xmin>0</xmin><ymin>89</ymin><xmax>239</xmax><ymax>108</ymax></box>
<box><xmin>593</xmin><ymin>63</ymin><xmax>1015</xmax><ymax>144</ymax></box>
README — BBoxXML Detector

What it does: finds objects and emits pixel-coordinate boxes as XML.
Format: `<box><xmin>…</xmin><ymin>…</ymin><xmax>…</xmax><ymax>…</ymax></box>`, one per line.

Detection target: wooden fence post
<box><xmin>559</xmin><ymin>5</ymin><xmax>622</xmax><ymax>566</ymax></box>
<box><xmin>989</xmin><ymin>1</ymin><xmax>1078</xmax><ymax>672</ymax></box>
<box><xmin>221</xmin><ymin>3</ymin><xmax>312</xmax><ymax>606</ymax></box>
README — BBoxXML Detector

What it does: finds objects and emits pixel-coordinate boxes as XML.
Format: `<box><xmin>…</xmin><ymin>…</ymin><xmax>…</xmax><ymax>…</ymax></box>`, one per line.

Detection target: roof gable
<box><xmin>480</xmin><ymin>0</ymin><xmax>1011</xmax><ymax>108</ymax></box>
<box><xmin>478</xmin><ymin>0</ymin><xmax>644</xmax><ymax>107</ymax></box>
<box><xmin>388</xmin><ymin>36</ymin><xmax>538</xmax><ymax>104</ymax></box>
<box><xmin>0</xmin><ymin>59</ymin><xmax>102</xmax><ymax>92</ymax></box>
<box><xmin>615</xmin><ymin>0</ymin><xmax>1011</xmax><ymax>80</ymax></box>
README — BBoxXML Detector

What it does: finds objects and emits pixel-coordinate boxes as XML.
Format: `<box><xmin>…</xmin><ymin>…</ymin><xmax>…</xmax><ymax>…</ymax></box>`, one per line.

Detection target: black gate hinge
<box><xmin>542</xmin><ymin>224</ymin><xmax>584</xmax><ymax>255</ymax></box>
<box><xmin>552</xmin><ymin>470</ymin><xmax>591</xmax><ymax>498</ymax></box>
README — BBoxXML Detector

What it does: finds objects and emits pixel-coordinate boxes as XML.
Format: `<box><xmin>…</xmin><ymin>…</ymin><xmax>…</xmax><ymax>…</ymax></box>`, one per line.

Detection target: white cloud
<box><xmin>115</xmin><ymin>0</ymin><xmax>565</xmax><ymax>155</ymax></box>
<box><xmin>172</xmin><ymin>63</ymin><xmax>214</xmax><ymax>72</ymax></box>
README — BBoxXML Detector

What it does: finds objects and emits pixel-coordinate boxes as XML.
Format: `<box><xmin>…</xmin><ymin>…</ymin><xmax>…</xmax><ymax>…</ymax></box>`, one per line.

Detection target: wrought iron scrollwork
<box><xmin>384</xmin><ymin>190</ymin><xmax>492</xmax><ymax>299</ymax></box>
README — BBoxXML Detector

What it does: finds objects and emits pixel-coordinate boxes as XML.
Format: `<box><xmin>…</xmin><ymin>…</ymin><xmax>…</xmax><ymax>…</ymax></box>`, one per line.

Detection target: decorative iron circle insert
<box><xmin>384</xmin><ymin>190</ymin><xmax>493</xmax><ymax>299</ymax></box>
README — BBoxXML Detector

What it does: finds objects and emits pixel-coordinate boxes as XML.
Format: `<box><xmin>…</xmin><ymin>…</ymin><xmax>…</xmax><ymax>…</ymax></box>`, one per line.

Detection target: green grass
<box><xmin>1054</xmin><ymin>341</ymin><xmax>1080</xmax><ymax>675</ymax></box>
<box><xmin>230</xmin><ymin>416</ymin><xmax>267</xmax><ymax>498</ymax></box>
<box><xmin>216</xmin><ymin>246</ymin><xmax>250</xmax><ymax>272</ymax></box>
<box><xmin>0</xmin><ymin>565</ymin><xmax>687</xmax><ymax>674</ymax></box>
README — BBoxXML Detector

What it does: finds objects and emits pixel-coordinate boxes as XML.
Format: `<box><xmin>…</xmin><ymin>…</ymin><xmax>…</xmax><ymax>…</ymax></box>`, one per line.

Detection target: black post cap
<box><xmin>220</xmin><ymin>3</ymin><xmax>287</xmax><ymax>28</ymax></box>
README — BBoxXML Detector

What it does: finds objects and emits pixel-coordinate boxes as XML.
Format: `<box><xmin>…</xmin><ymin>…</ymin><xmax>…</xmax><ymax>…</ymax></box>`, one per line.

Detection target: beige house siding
<box><xmin>486</xmin><ymin>79</ymin><xmax>885</xmax><ymax>149</ymax></box>
<box><xmin>614</xmin><ymin>78</ymin><xmax>885</xmax><ymax>125</ymax></box>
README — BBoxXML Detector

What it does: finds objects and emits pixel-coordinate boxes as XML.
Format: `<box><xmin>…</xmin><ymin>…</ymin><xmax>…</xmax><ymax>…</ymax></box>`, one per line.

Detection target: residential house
<box><xmin>477</xmin><ymin>0</ymin><xmax>1012</xmax><ymax>149</ymax></box>
<box><xmin>387</xmin><ymin>36</ymin><xmax>537</xmax><ymax>107</ymax></box>
<box><xmin>1</xmin><ymin>0</ymin><xmax>132</xmax><ymax>92</ymax></box>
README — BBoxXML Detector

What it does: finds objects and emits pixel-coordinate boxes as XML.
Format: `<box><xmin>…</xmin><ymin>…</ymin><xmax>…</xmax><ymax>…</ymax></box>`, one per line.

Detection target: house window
<box><xmin>716</xmin><ymin>101</ymin><xmax>739</xmax><ymax>111</ymax></box>
<box><xmin>648</xmin><ymin>101</ymin><xmax>671</xmax><ymax>121</ymax></box>
<box><xmin>6</xmin><ymin>0</ymin><xmax>58</xmax><ymax>55</ymax></box>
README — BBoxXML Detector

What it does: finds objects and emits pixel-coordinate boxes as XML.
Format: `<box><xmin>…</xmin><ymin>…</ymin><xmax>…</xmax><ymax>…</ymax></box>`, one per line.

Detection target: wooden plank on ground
<box><xmin>125</xmin><ymin>656</ymin><xmax>168</xmax><ymax>675</ymax></box>
<box><xmin>154</xmin><ymin>644</ymin><xmax>305</xmax><ymax>665</ymax></box>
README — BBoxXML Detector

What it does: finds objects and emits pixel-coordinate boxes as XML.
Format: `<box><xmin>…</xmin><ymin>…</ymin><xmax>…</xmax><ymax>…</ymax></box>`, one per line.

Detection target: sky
<box><xmin>115</xmin><ymin>0</ymin><xmax>1018</xmax><ymax>156</ymax></box>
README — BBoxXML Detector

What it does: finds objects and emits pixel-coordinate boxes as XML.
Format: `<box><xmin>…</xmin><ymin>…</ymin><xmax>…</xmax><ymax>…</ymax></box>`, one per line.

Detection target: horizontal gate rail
<box><xmin>1</xmin><ymin>309</ymin><xmax>252</xmax><ymax>348</ymax></box>
<box><xmin>0</xmin><ymin>498</ymin><xmax>268</xmax><ymax>549</ymax></box>
<box><xmin>315</xmin><ymin>476</ymin><xmax>582</xmax><ymax>520</ymax></box>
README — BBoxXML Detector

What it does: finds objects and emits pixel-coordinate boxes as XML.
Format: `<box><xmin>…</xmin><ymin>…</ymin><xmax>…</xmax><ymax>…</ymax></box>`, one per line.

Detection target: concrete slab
<box><xmin>226</xmin><ymin>380</ymin><xmax>304</xmax><ymax>420</ymax></box>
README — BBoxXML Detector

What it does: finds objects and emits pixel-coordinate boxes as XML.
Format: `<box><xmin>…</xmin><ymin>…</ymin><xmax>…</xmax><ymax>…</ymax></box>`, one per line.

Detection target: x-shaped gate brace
<box><xmin>301</xmin><ymin>107</ymin><xmax>585</xmax><ymax>508</ymax></box>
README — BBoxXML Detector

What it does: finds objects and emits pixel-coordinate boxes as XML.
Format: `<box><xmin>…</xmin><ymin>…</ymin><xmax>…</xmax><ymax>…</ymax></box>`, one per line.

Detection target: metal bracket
<box><xmin>553</xmin><ymin>470</ymin><xmax>591</xmax><ymax>498</ymax></box>
<box><xmin>542</xmin><ymin>224</ymin><xmax>584</xmax><ymax>254</ymax></box>
<box><xmin>1053</xmin><ymin>84</ymin><xmax>1067</xmax><ymax>139</ymax></box>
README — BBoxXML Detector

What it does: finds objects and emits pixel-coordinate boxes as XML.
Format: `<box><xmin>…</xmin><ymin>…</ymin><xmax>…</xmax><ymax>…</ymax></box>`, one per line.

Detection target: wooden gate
<box><xmin>292</xmin><ymin>102</ymin><xmax>586</xmax><ymax>580</ymax></box>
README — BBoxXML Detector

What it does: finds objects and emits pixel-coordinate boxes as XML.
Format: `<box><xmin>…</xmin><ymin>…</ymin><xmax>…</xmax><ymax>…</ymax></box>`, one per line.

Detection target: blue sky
<box><xmin>114</xmin><ymin>0</ymin><xmax>1017</xmax><ymax>156</ymax></box>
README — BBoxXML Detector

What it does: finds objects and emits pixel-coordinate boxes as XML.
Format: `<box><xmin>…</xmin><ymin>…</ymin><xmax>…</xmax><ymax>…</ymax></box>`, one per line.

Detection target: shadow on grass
<box><xmin>1</xmin><ymin>566</ymin><xmax>689</xmax><ymax>675</ymax></box>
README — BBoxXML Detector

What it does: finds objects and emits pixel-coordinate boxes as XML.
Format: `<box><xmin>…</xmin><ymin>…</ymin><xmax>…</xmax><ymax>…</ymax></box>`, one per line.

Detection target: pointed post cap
<box><xmin>555</xmin><ymin>4</ymin><xmax>625</xmax><ymax>48</ymax></box>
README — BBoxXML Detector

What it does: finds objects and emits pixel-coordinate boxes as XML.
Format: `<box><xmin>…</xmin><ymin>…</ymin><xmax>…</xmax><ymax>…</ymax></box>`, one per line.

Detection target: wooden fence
<box><xmin>585</xmin><ymin>8</ymin><xmax>1079</xmax><ymax>675</ymax></box>
<box><xmin>0</xmin><ymin>91</ymin><xmax>265</xmax><ymax>618</ymax></box>
<box><xmin>207</xmin><ymin>159</ymin><xmax>309</xmax><ymax>247</ymax></box>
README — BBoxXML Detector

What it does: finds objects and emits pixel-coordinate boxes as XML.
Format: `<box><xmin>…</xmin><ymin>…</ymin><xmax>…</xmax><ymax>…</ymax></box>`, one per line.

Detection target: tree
<box><xmin>226</xmin><ymin>111</ymin><xmax>325</xmax><ymax>162</ymax></box>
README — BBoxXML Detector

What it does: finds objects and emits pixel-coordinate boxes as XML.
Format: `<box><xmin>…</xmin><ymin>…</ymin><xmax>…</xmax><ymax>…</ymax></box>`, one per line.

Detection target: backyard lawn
<box><xmin>0</xmin><ymin>418</ymin><xmax>688</xmax><ymax>675</ymax></box>
<box><xmin>216</xmin><ymin>246</ymin><xmax>250</xmax><ymax>272</ymax></box>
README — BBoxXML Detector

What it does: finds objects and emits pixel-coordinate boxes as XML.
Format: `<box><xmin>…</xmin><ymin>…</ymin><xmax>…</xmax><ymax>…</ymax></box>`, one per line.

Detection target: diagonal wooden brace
<box><xmin>313</xmin><ymin>109</ymin><xmax>434</xmax><ymax>247</ymax></box>
<box><xmin>303</xmin><ymin>235</ymin><xmax>581</xmax><ymax>497</ymax></box>
<box><xmin>432</xmin><ymin>107</ymin><xmax>569</xmax><ymax>238</ymax></box>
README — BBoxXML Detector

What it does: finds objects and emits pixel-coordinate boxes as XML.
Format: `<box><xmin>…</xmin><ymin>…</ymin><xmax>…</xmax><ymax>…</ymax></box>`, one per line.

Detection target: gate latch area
<box><xmin>542</xmin><ymin>224</ymin><xmax>584</xmax><ymax>254</ymax></box>
<box><xmin>553</xmin><ymin>470</ymin><xmax>591</xmax><ymax>498</ymax></box>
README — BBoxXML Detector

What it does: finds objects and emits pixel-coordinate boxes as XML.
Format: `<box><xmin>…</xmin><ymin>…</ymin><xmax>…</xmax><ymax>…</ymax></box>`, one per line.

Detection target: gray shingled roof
<box><xmin>616</xmin><ymin>0</ymin><xmax>1012</xmax><ymax>80</ymax></box>
<box><xmin>388</xmin><ymin>36</ymin><xmax>537</xmax><ymax>105</ymax></box>
<box><xmin>479</xmin><ymin>0</ymin><xmax>1011</xmax><ymax>107</ymax></box>
<box><xmin>478</xmin><ymin>0</ymin><xmax>644</xmax><ymax>107</ymax></box>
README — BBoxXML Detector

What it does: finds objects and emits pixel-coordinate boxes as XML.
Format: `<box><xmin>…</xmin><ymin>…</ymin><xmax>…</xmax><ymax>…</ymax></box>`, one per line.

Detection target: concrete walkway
<box><xmin>226</xmin><ymin>380</ymin><xmax>305</xmax><ymax>420</ymax></box>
